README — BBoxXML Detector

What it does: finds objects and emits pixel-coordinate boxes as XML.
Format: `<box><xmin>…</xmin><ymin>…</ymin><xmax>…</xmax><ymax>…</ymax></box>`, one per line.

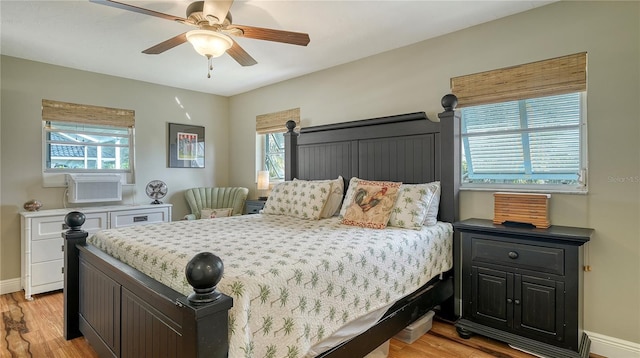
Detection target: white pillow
<box><xmin>262</xmin><ymin>180</ymin><xmax>332</xmax><ymax>220</ymax></box>
<box><xmin>339</xmin><ymin>177</ymin><xmax>361</xmax><ymax>217</ymax></box>
<box><xmin>295</xmin><ymin>176</ymin><xmax>344</xmax><ymax>218</ymax></box>
<box><xmin>387</xmin><ymin>181</ymin><xmax>441</xmax><ymax>229</ymax></box>
<box><xmin>200</xmin><ymin>207</ymin><xmax>233</xmax><ymax>219</ymax></box>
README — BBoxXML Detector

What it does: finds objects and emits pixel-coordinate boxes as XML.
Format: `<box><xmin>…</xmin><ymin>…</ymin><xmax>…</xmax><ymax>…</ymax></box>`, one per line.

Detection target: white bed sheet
<box><xmin>89</xmin><ymin>214</ymin><xmax>453</xmax><ymax>357</ymax></box>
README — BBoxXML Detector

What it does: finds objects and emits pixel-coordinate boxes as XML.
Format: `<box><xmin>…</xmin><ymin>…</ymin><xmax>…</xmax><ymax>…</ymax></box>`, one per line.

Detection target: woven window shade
<box><xmin>42</xmin><ymin>99</ymin><xmax>135</xmax><ymax>128</ymax></box>
<box><xmin>256</xmin><ymin>107</ymin><xmax>300</xmax><ymax>135</ymax></box>
<box><xmin>451</xmin><ymin>52</ymin><xmax>587</xmax><ymax>107</ymax></box>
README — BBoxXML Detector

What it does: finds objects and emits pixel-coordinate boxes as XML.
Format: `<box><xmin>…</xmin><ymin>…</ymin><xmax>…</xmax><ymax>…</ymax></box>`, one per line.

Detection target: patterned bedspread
<box><xmin>88</xmin><ymin>214</ymin><xmax>453</xmax><ymax>358</ymax></box>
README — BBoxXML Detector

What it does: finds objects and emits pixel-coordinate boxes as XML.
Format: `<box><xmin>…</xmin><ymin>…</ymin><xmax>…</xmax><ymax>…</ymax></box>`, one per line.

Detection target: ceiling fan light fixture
<box><xmin>186</xmin><ymin>29</ymin><xmax>233</xmax><ymax>58</ymax></box>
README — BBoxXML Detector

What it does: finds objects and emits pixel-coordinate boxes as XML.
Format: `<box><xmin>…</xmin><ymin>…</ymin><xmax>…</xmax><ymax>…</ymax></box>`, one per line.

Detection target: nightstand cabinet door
<box><xmin>470</xmin><ymin>266</ymin><xmax>510</xmax><ymax>328</ymax></box>
<box><xmin>516</xmin><ymin>274</ymin><xmax>565</xmax><ymax>343</ymax></box>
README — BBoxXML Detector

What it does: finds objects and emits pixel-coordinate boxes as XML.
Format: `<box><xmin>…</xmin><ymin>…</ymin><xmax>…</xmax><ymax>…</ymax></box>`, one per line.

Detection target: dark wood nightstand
<box><xmin>244</xmin><ymin>199</ymin><xmax>266</xmax><ymax>215</ymax></box>
<box><xmin>454</xmin><ymin>218</ymin><xmax>593</xmax><ymax>358</ymax></box>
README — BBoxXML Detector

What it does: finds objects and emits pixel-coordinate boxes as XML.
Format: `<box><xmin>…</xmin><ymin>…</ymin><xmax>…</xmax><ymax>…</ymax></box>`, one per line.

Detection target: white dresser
<box><xmin>20</xmin><ymin>204</ymin><xmax>172</xmax><ymax>299</ymax></box>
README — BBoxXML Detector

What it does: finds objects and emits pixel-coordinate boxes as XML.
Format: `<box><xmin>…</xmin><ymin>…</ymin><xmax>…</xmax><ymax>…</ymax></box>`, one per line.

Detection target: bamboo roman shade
<box><xmin>42</xmin><ymin>99</ymin><xmax>135</xmax><ymax>127</ymax></box>
<box><xmin>451</xmin><ymin>52</ymin><xmax>587</xmax><ymax>107</ymax></box>
<box><xmin>256</xmin><ymin>107</ymin><xmax>300</xmax><ymax>135</ymax></box>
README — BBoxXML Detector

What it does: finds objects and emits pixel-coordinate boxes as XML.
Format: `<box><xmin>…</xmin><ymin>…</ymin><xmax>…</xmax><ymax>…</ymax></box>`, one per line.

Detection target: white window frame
<box><xmin>42</xmin><ymin>121</ymin><xmax>135</xmax><ymax>186</ymax></box>
<box><xmin>460</xmin><ymin>92</ymin><xmax>588</xmax><ymax>194</ymax></box>
<box><xmin>44</xmin><ymin>121</ymin><xmax>133</xmax><ymax>172</ymax></box>
<box><xmin>257</xmin><ymin>132</ymin><xmax>285</xmax><ymax>182</ymax></box>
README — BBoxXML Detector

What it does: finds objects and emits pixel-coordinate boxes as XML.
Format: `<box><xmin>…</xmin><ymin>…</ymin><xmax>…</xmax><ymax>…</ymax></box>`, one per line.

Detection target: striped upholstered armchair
<box><xmin>183</xmin><ymin>187</ymin><xmax>249</xmax><ymax>220</ymax></box>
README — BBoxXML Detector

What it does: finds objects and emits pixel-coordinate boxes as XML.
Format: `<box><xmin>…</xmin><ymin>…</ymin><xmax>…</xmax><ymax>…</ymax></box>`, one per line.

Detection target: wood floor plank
<box><xmin>1</xmin><ymin>290</ymin><xmax>605</xmax><ymax>358</ymax></box>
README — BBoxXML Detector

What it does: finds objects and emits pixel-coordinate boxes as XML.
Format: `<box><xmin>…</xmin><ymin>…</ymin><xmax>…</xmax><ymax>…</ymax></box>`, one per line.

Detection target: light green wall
<box><xmin>229</xmin><ymin>1</ymin><xmax>640</xmax><ymax>345</ymax></box>
<box><xmin>0</xmin><ymin>56</ymin><xmax>230</xmax><ymax>281</ymax></box>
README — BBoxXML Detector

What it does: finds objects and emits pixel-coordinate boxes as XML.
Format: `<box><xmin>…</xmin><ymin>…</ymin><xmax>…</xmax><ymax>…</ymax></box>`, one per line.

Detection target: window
<box><xmin>264</xmin><ymin>132</ymin><xmax>285</xmax><ymax>180</ymax></box>
<box><xmin>451</xmin><ymin>52</ymin><xmax>587</xmax><ymax>192</ymax></box>
<box><xmin>256</xmin><ymin>107</ymin><xmax>300</xmax><ymax>181</ymax></box>
<box><xmin>41</xmin><ymin>99</ymin><xmax>135</xmax><ymax>185</ymax></box>
<box><xmin>44</xmin><ymin>121</ymin><xmax>133</xmax><ymax>172</ymax></box>
<box><xmin>461</xmin><ymin>92</ymin><xmax>586</xmax><ymax>190</ymax></box>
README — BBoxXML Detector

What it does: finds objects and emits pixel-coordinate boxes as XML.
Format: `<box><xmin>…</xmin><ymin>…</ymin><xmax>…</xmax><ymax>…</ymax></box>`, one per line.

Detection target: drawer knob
<box><xmin>507</xmin><ymin>298</ymin><xmax>513</xmax><ymax>304</ymax></box>
<box><xmin>508</xmin><ymin>251</ymin><xmax>519</xmax><ymax>259</ymax></box>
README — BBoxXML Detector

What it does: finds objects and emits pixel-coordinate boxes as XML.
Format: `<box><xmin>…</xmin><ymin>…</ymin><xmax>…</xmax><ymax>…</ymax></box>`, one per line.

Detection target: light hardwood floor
<box><xmin>1</xmin><ymin>290</ymin><xmax>603</xmax><ymax>358</ymax></box>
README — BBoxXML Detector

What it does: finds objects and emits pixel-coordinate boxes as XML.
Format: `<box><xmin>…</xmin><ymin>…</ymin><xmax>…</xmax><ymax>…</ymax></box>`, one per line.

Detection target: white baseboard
<box><xmin>0</xmin><ymin>277</ymin><xmax>22</xmax><ymax>295</ymax></box>
<box><xmin>586</xmin><ymin>330</ymin><xmax>640</xmax><ymax>358</ymax></box>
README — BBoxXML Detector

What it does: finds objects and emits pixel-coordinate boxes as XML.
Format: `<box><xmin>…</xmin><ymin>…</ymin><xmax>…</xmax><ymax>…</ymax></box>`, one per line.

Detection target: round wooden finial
<box><xmin>185</xmin><ymin>252</ymin><xmax>224</xmax><ymax>304</ymax></box>
<box><xmin>64</xmin><ymin>211</ymin><xmax>86</xmax><ymax>231</ymax></box>
<box><xmin>441</xmin><ymin>94</ymin><xmax>458</xmax><ymax>111</ymax></box>
<box><xmin>285</xmin><ymin>120</ymin><xmax>297</xmax><ymax>132</ymax></box>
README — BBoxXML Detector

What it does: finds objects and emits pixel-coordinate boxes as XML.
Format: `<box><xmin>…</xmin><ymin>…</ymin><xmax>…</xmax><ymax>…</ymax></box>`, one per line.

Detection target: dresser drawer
<box><xmin>470</xmin><ymin>235</ymin><xmax>564</xmax><ymax>275</ymax></box>
<box><xmin>110</xmin><ymin>208</ymin><xmax>169</xmax><ymax>228</ymax></box>
<box><xmin>31</xmin><ymin>260</ymin><xmax>63</xmax><ymax>286</ymax></box>
<box><xmin>32</xmin><ymin>212</ymin><xmax>107</xmax><ymax>240</ymax></box>
<box><xmin>32</xmin><ymin>237</ymin><xmax>64</xmax><ymax>263</ymax></box>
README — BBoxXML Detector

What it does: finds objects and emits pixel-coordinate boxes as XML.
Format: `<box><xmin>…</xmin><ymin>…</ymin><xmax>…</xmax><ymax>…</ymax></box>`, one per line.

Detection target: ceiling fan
<box><xmin>91</xmin><ymin>0</ymin><xmax>310</xmax><ymax>77</ymax></box>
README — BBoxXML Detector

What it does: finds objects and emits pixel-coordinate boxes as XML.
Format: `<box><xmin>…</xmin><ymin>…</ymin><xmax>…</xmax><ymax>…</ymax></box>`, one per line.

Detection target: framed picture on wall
<box><xmin>168</xmin><ymin>123</ymin><xmax>205</xmax><ymax>168</ymax></box>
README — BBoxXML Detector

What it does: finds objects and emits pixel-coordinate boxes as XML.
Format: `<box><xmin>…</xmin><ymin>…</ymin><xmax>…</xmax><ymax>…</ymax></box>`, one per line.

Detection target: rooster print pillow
<box><xmin>340</xmin><ymin>180</ymin><xmax>401</xmax><ymax>229</ymax></box>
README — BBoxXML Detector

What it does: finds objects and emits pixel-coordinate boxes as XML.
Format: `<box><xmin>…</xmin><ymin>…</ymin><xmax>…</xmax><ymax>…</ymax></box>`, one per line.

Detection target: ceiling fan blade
<box><xmin>90</xmin><ymin>0</ymin><xmax>187</xmax><ymax>22</ymax></box>
<box><xmin>227</xmin><ymin>40</ymin><xmax>257</xmax><ymax>66</ymax></box>
<box><xmin>230</xmin><ymin>25</ymin><xmax>310</xmax><ymax>46</ymax></box>
<box><xmin>142</xmin><ymin>33</ymin><xmax>188</xmax><ymax>55</ymax></box>
<box><xmin>203</xmin><ymin>0</ymin><xmax>234</xmax><ymax>25</ymax></box>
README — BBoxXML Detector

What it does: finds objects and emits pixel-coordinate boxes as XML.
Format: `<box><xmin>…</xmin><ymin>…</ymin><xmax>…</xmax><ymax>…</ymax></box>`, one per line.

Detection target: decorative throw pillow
<box><xmin>388</xmin><ymin>182</ymin><xmax>441</xmax><ymax>229</ymax></box>
<box><xmin>340</xmin><ymin>180</ymin><xmax>401</xmax><ymax>229</ymax></box>
<box><xmin>295</xmin><ymin>176</ymin><xmax>344</xmax><ymax>218</ymax></box>
<box><xmin>200</xmin><ymin>207</ymin><xmax>233</xmax><ymax>219</ymax></box>
<box><xmin>261</xmin><ymin>182</ymin><xmax>291</xmax><ymax>216</ymax></box>
<box><xmin>339</xmin><ymin>177</ymin><xmax>361</xmax><ymax>217</ymax></box>
<box><xmin>262</xmin><ymin>180</ymin><xmax>332</xmax><ymax>220</ymax></box>
<box><xmin>422</xmin><ymin>181</ymin><xmax>441</xmax><ymax>226</ymax></box>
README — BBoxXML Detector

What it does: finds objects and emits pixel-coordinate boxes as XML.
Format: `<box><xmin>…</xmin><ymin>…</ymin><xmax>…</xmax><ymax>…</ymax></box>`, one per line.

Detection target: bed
<box><xmin>63</xmin><ymin>94</ymin><xmax>461</xmax><ymax>357</ymax></box>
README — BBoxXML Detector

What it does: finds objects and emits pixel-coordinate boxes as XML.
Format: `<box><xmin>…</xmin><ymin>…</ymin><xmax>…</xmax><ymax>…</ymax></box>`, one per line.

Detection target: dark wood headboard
<box><xmin>284</xmin><ymin>98</ymin><xmax>460</xmax><ymax>223</ymax></box>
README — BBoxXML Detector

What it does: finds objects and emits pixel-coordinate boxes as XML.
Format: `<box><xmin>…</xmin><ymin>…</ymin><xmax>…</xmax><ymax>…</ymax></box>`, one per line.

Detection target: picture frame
<box><xmin>168</xmin><ymin>123</ymin><xmax>205</xmax><ymax>168</ymax></box>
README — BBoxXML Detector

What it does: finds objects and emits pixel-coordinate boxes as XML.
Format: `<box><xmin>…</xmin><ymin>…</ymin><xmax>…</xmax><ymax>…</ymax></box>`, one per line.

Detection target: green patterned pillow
<box><xmin>295</xmin><ymin>176</ymin><xmax>344</xmax><ymax>218</ymax></box>
<box><xmin>262</xmin><ymin>180</ymin><xmax>332</xmax><ymax>220</ymax></box>
<box><xmin>388</xmin><ymin>181</ymin><xmax>441</xmax><ymax>229</ymax></box>
<box><xmin>339</xmin><ymin>177</ymin><xmax>361</xmax><ymax>217</ymax></box>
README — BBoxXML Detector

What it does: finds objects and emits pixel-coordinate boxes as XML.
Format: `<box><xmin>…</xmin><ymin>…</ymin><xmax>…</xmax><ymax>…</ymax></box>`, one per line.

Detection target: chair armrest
<box><xmin>184</xmin><ymin>214</ymin><xmax>197</xmax><ymax>220</ymax></box>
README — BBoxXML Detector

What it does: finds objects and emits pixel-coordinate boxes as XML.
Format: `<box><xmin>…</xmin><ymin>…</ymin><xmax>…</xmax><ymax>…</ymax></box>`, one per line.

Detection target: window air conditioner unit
<box><xmin>66</xmin><ymin>174</ymin><xmax>122</xmax><ymax>203</ymax></box>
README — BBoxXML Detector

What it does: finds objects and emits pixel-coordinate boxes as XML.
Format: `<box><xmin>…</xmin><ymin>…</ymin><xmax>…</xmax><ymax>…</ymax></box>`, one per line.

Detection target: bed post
<box><xmin>438</xmin><ymin>93</ymin><xmax>460</xmax><ymax>223</ymax></box>
<box><xmin>284</xmin><ymin>120</ymin><xmax>298</xmax><ymax>181</ymax></box>
<box><xmin>438</xmin><ymin>94</ymin><xmax>461</xmax><ymax>318</ymax></box>
<box><xmin>62</xmin><ymin>211</ymin><xmax>88</xmax><ymax>340</ymax></box>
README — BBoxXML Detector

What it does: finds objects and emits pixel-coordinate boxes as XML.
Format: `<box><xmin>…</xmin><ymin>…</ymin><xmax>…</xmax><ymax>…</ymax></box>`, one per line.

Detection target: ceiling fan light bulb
<box><xmin>186</xmin><ymin>30</ymin><xmax>233</xmax><ymax>58</ymax></box>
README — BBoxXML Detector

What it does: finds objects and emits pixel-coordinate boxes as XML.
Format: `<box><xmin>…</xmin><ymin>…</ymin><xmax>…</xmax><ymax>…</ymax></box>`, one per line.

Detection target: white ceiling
<box><xmin>1</xmin><ymin>1</ymin><xmax>554</xmax><ymax>97</ymax></box>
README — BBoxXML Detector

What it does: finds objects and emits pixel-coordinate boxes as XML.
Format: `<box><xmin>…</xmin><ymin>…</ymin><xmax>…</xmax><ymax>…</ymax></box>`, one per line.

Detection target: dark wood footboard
<box><xmin>63</xmin><ymin>212</ymin><xmax>232</xmax><ymax>358</ymax></box>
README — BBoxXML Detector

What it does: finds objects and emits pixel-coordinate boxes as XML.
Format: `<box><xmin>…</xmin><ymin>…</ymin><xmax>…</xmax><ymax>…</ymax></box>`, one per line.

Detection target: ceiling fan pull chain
<box><xmin>207</xmin><ymin>55</ymin><xmax>213</xmax><ymax>78</ymax></box>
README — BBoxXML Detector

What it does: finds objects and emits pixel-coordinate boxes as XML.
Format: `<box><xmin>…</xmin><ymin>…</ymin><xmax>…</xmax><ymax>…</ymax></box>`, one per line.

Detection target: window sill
<box><xmin>460</xmin><ymin>186</ymin><xmax>588</xmax><ymax>195</ymax></box>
